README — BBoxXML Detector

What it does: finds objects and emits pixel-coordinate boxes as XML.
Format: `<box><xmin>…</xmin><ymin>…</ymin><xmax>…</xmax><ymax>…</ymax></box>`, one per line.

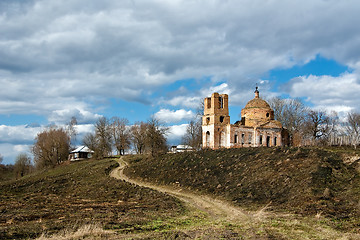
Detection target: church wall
<box><xmin>229</xmin><ymin>125</ymin><xmax>254</xmax><ymax>148</ymax></box>
<box><xmin>255</xmin><ymin>128</ymin><xmax>282</xmax><ymax>147</ymax></box>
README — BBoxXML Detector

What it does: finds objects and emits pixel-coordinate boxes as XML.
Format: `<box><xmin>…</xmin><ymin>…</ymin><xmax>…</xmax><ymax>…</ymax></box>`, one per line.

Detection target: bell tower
<box><xmin>202</xmin><ymin>93</ymin><xmax>230</xmax><ymax>148</ymax></box>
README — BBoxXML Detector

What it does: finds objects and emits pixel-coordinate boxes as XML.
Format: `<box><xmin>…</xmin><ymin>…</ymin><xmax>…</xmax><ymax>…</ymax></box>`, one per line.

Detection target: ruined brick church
<box><xmin>202</xmin><ymin>87</ymin><xmax>289</xmax><ymax>149</ymax></box>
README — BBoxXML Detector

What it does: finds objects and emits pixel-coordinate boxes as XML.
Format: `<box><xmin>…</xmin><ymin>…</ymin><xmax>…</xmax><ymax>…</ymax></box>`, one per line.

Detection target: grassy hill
<box><xmin>126</xmin><ymin>147</ymin><xmax>360</xmax><ymax>231</ymax></box>
<box><xmin>0</xmin><ymin>158</ymin><xmax>183</xmax><ymax>239</ymax></box>
<box><xmin>1</xmin><ymin>147</ymin><xmax>360</xmax><ymax>239</ymax></box>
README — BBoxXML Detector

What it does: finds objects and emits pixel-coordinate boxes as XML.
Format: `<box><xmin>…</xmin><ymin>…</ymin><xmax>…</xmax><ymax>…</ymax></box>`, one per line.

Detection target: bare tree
<box><xmin>110</xmin><ymin>117</ymin><xmax>130</xmax><ymax>155</ymax></box>
<box><xmin>14</xmin><ymin>153</ymin><xmax>32</xmax><ymax>178</ymax></box>
<box><xmin>131</xmin><ymin>121</ymin><xmax>148</xmax><ymax>154</ymax></box>
<box><xmin>268</xmin><ymin>97</ymin><xmax>286</xmax><ymax>123</ymax></box>
<box><xmin>196</xmin><ymin>98</ymin><xmax>205</xmax><ymax>117</ymax></box>
<box><xmin>182</xmin><ymin>119</ymin><xmax>202</xmax><ymax>150</ymax></box>
<box><xmin>83</xmin><ymin>117</ymin><xmax>113</xmax><ymax>159</ymax></box>
<box><xmin>83</xmin><ymin>133</ymin><xmax>98</xmax><ymax>155</ymax></box>
<box><xmin>268</xmin><ymin>97</ymin><xmax>308</xmax><ymax>145</ymax></box>
<box><xmin>181</xmin><ymin>99</ymin><xmax>204</xmax><ymax>150</ymax></box>
<box><xmin>66</xmin><ymin>116</ymin><xmax>78</xmax><ymax>147</ymax></box>
<box><xmin>146</xmin><ymin>118</ymin><xmax>169</xmax><ymax>157</ymax></box>
<box><xmin>32</xmin><ymin>126</ymin><xmax>71</xmax><ymax>169</ymax></box>
<box><xmin>303</xmin><ymin>110</ymin><xmax>338</xmax><ymax>145</ymax></box>
<box><xmin>345</xmin><ymin>112</ymin><xmax>360</xmax><ymax>149</ymax></box>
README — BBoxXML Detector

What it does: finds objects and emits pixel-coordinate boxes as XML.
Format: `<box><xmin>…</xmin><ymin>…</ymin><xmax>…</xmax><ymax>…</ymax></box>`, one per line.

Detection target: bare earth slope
<box><xmin>111</xmin><ymin>157</ymin><xmax>249</xmax><ymax>221</ymax></box>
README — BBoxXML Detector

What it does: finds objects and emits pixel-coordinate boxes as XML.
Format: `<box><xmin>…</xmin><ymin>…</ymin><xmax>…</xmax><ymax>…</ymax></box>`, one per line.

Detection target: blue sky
<box><xmin>1</xmin><ymin>0</ymin><xmax>360</xmax><ymax>164</ymax></box>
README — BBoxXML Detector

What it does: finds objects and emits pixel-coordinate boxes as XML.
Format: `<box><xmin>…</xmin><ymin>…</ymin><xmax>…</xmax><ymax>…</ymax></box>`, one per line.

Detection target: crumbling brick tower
<box><xmin>202</xmin><ymin>93</ymin><xmax>231</xmax><ymax>149</ymax></box>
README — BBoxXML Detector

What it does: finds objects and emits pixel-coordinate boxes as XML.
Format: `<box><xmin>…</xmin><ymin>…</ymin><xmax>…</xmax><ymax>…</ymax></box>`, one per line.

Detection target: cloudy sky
<box><xmin>1</xmin><ymin>0</ymin><xmax>360</xmax><ymax>164</ymax></box>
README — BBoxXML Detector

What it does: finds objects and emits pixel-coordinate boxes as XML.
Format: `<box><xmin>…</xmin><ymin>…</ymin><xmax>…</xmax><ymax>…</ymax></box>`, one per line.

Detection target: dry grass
<box><xmin>37</xmin><ymin>224</ymin><xmax>113</xmax><ymax>240</ymax></box>
<box><xmin>126</xmin><ymin>147</ymin><xmax>360</xmax><ymax>219</ymax></box>
<box><xmin>0</xmin><ymin>158</ymin><xmax>183</xmax><ymax>239</ymax></box>
<box><xmin>2</xmin><ymin>148</ymin><xmax>360</xmax><ymax>239</ymax></box>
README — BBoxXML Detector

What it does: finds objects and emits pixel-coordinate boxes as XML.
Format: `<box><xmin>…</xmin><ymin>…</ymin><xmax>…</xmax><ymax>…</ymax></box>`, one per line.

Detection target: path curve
<box><xmin>110</xmin><ymin>157</ymin><xmax>249</xmax><ymax>221</ymax></box>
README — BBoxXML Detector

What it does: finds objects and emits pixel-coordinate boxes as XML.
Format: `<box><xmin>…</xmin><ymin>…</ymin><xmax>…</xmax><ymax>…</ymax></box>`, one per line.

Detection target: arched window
<box><xmin>274</xmin><ymin>137</ymin><xmax>277</xmax><ymax>146</ymax></box>
<box><xmin>206</xmin><ymin>131</ymin><xmax>211</xmax><ymax>147</ymax></box>
<box><xmin>260</xmin><ymin>135</ymin><xmax>263</xmax><ymax>145</ymax></box>
<box><xmin>220</xmin><ymin>116</ymin><xmax>224</xmax><ymax>123</ymax></box>
<box><xmin>266</xmin><ymin>136</ymin><xmax>270</xmax><ymax>147</ymax></box>
<box><xmin>234</xmin><ymin>134</ymin><xmax>238</xmax><ymax>144</ymax></box>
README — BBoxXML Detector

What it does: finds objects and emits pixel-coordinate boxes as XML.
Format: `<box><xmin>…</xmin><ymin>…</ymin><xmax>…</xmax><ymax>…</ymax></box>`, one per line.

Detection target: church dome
<box><xmin>240</xmin><ymin>86</ymin><xmax>275</xmax><ymax>127</ymax></box>
<box><xmin>244</xmin><ymin>98</ymin><xmax>271</xmax><ymax>109</ymax></box>
<box><xmin>243</xmin><ymin>86</ymin><xmax>271</xmax><ymax>109</ymax></box>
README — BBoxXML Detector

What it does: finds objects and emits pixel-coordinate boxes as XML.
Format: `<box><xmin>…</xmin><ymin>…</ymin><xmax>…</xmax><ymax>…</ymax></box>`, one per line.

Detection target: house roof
<box><xmin>70</xmin><ymin>146</ymin><xmax>94</xmax><ymax>153</ymax></box>
<box><xmin>176</xmin><ymin>145</ymin><xmax>193</xmax><ymax>150</ymax></box>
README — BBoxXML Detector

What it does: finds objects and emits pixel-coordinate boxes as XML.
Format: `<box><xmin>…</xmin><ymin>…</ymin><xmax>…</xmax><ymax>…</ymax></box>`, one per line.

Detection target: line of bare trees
<box><xmin>29</xmin><ymin>115</ymin><xmax>169</xmax><ymax>171</ymax></box>
<box><xmin>83</xmin><ymin>116</ymin><xmax>169</xmax><ymax>159</ymax></box>
<box><xmin>268</xmin><ymin>97</ymin><xmax>360</xmax><ymax>148</ymax></box>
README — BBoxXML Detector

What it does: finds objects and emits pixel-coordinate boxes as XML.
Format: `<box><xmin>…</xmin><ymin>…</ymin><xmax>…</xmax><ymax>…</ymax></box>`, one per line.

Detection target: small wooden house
<box><xmin>170</xmin><ymin>145</ymin><xmax>194</xmax><ymax>153</ymax></box>
<box><xmin>69</xmin><ymin>146</ymin><xmax>94</xmax><ymax>161</ymax></box>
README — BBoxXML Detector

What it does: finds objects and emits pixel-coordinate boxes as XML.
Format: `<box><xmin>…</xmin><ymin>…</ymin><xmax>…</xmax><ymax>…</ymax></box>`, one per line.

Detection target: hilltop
<box><xmin>0</xmin><ymin>158</ymin><xmax>183</xmax><ymax>239</ymax></box>
<box><xmin>126</xmin><ymin>147</ymin><xmax>360</xmax><ymax>229</ymax></box>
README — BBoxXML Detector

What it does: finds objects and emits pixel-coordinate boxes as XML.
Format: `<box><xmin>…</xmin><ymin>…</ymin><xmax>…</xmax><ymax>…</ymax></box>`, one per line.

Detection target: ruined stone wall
<box><xmin>229</xmin><ymin>126</ymin><xmax>254</xmax><ymax>148</ymax></box>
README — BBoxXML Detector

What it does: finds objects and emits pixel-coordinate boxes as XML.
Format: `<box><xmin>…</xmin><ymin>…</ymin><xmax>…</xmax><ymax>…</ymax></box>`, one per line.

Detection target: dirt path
<box><xmin>110</xmin><ymin>157</ymin><xmax>250</xmax><ymax>221</ymax></box>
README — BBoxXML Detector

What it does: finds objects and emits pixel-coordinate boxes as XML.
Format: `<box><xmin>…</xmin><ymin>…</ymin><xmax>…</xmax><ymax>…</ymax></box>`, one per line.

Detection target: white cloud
<box><xmin>285</xmin><ymin>73</ymin><xmax>360</xmax><ymax>112</ymax></box>
<box><xmin>0</xmin><ymin>125</ymin><xmax>41</xmax><ymax>144</ymax></box>
<box><xmin>49</xmin><ymin>108</ymin><xmax>102</xmax><ymax>124</ymax></box>
<box><xmin>167</xmin><ymin>124</ymin><xmax>188</xmax><ymax>143</ymax></box>
<box><xmin>0</xmin><ymin>143</ymin><xmax>33</xmax><ymax>165</ymax></box>
<box><xmin>165</xmin><ymin>96</ymin><xmax>202</xmax><ymax>109</ymax></box>
<box><xmin>200</xmin><ymin>83</ymin><xmax>232</xmax><ymax>97</ymax></box>
<box><xmin>154</xmin><ymin>109</ymin><xmax>195</xmax><ymax>123</ymax></box>
<box><xmin>75</xmin><ymin>124</ymin><xmax>94</xmax><ymax>135</ymax></box>
<box><xmin>13</xmin><ymin>144</ymin><xmax>30</xmax><ymax>153</ymax></box>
